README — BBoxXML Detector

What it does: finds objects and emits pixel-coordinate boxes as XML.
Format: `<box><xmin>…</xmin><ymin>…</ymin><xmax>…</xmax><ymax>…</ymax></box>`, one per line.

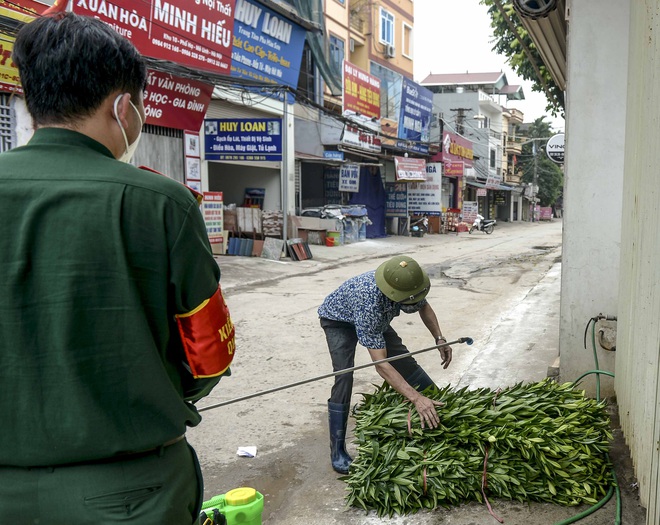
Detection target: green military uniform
<box><xmin>0</xmin><ymin>128</ymin><xmax>224</xmax><ymax>524</ymax></box>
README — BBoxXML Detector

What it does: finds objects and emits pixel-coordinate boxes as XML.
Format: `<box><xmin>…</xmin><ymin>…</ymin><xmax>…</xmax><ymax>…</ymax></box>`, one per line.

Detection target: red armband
<box><xmin>175</xmin><ymin>286</ymin><xmax>235</xmax><ymax>378</ymax></box>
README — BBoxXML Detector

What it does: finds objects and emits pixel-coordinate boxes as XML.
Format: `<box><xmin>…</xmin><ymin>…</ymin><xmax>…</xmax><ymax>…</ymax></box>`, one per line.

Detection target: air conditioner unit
<box><xmin>384</xmin><ymin>44</ymin><xmax>395</xmax><ymax>58</ymax></box>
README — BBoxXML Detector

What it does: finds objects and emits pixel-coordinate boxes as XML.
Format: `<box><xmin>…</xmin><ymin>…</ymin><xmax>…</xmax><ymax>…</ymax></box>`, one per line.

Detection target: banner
<box><xmin>231</xmin><ymin>0</ymin><xmax>306</xmax><ymax>89</ymax></box>
<box><xmin>338</xmin><ymin>164</ymin><xmax>360</xmax><ymax>193</ymax></box>
<box><xmin>144</xmin><ymin>70</ymin><xmax>213</xmax><ymax>130</ymax></box>
<box><xmin>204</xmin><ymin>118</ymin><xmax>282</xmax><ymax>161</ymax></box>
<box><xmin>396</xmin><ymin>78</ymin><xmax>433</xmax><ymax>154</ymax></box>
<box><xmin>394</xmin><ymin>156</ymin><xmax>426</xmax><ymax>182</ymax></box>
<box><xmin>73</xmin><ymin>0</ymin><xmax>236</xmax><ymax>75</ymax></box>
<box><xmin>202</xmin><ymin>192</ymin><xmax>224</xmax><ymax>246</ymax></box>
<box><xmin>343</xmin><ymin>60</ymin><xmax>381</xmax><ymax>119</ymax></box>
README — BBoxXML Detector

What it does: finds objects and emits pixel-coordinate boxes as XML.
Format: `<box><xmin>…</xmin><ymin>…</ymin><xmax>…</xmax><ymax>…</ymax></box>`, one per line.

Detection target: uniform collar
<box><xmin>29</xmin><ymin>128</ymin><xmax>115</xmax><ymax>159</ymax></box>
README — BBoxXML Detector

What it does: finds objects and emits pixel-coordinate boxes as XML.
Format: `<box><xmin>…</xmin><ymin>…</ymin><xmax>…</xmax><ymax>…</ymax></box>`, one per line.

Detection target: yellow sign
<box><xmin>0</xmin><ymin>4</ymin><xmax>37</xmax><ymax>93</ymax></box>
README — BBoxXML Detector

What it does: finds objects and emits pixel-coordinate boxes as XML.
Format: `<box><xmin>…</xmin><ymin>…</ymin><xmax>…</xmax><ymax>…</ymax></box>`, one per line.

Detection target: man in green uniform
<box><xmin>0</xmin><ymin>13</ymin><xmax>234</xmax><ymax>524</ymax></box>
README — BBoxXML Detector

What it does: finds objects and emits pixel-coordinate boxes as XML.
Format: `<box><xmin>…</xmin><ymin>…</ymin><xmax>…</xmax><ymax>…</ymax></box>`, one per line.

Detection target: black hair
<box><xmin>12</xmin><ymin>13</ymin><xmax>147</xmax><ymax>126</ymax></box>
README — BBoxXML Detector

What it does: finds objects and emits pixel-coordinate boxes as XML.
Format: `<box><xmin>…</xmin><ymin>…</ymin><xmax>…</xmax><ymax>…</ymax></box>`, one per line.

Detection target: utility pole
<box><xmin>450</xmin><ymin>108</ymin><xmax>471</xmax><ymax>135</ymax></box>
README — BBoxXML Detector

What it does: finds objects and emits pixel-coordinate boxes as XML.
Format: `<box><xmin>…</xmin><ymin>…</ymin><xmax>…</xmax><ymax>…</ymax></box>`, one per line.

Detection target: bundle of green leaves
<box><xmin>345</xmin><ymin>379</ymin><xmax>613</xmax><ymax>517</ymax></box>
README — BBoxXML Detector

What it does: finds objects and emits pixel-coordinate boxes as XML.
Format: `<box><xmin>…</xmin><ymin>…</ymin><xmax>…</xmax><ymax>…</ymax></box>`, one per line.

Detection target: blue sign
<box><xmin>231</xmin><ymin>0</ymin><xmax>307</xmax><ymax>91</ymax></box>
<box><xmin>204</xmin><ymin>118</ymin><xmax>282</xmax><ymax>161</ymax></box>
<box><xmin>323</xmin><ymin>150</ymin><xmax>345</xmax><ymax>160</ymax></box>
<box><xmin>397</xmin><ymin>78</ymin><xmax>434</xmax><ymax>155</ymax></box>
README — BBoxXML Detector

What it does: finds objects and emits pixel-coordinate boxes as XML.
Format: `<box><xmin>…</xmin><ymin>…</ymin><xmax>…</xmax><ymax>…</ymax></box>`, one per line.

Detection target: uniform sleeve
<box><xmin>169</xmin><ymin>201</ymin><xmax>220</xmax><ymax>311</ymax></box>
<box><xmin>169</xmin><ymin>201</ymin><xmax>230</xmax><ymax>401</ymax></box>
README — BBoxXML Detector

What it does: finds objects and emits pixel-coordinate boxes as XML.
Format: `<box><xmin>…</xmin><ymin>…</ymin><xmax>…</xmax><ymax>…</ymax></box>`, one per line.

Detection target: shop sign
<box><xmin>204</xmin><ymin>118</ymin><xmax>282</xmax><ymax>161</ymax></box>
<box><xmin>407</xmin><ymin>163</ymin><xmax>442</xmax><ymax>216</ymax></box>
<box><xmin>341</xmin><ymin>124</ymin><xmax>381</xmax><ymax>153</ymax></box>
<box><xmin>540</xmin><ymin>207</ymin><xmax>553</xmax><ymax>220</ymax></box>
<box><xmin>343</xmin><ymin>60</ymin><xmax>381</xmax><ymax>119</ymax></box>
<box><xmin>394</xmin><ymin>156</ymin><xmax>426</xmax><ymax>182</ymax></box>
<box><xmin>386</xmin><ymin>182</ymin><xmax>408</xmax><ymax>217</ymax></box>
<box><xmin>0</xmin><ymin>1</ymin><xmax>42</xmax><ymax>93</ymax></box>
<box><xmin>494</xmin><ymin>191</ymin><xmax>506</xmax><ymax>205</ymax></box>
<box><xmin>231</xmin><ymin>0</ymin><xmax>306</xmax><ymax>89</ymax></box>
<box><xmin>338</xmin><ymin>164</ymin><xmax>360</xmax><ymax>193</ymax></box>
<box><xmin>546</xmin><ymin>133</ymin><xmax>565</xmax><ymax>164</ymax></box>
<box><xmin>463</xmin><ymin>201</ymin><xmax>478</xmax><ymax>223</ymax></box>
<box><xmin>444</xmin><ymin>161</ymin><xmax>464</xmax><ymax>177</ymax></box>
<box><xmin>476</xmin><ymin>188</ymin><xmax>487</xmax><ymax>197</ymax></box>
<box><xmin>441</xmin><ymin>132</ymin><xmax>474</xmax><ymax>165</ymax></box>
<box><xmin>485</xmin><ymin>175</ymin><xmax>502</xmax><ymax>190</ymax></box>
<box><xmin>202</xmin><ymin>192</ymin><xmax>224</xmax><ymax>245</ymax></box>
<box><xmin>143</xmin><ymin>70</ymin><xmax>213</xmax><ymax>130</ymax></box>
<box><xmin>73</xmin><ymin>0</ymin><xmax>236</xmax><ymax>75</ymax></box>
<box><xmin>396</xmin><ymin>78</ymin><xmax>433</xmax><ymax>155</ymax></box>
<box><xmin>323</xmin><ymin>150</ymin><xmax>344</xmax><ymax>160</ymax></box>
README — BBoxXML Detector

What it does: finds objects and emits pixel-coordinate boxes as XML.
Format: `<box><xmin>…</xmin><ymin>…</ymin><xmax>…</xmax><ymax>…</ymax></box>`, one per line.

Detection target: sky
<box><xmin>412</xmin><ymin>0</ymin><xmax>565</xmax><ymax>131</ymax></box>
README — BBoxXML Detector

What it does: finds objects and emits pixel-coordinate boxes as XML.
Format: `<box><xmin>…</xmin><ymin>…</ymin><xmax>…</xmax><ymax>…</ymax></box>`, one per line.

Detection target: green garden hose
<box><xmin>552</xmin><ymin>348</ymin><xmax>622</xmax><ymax>524</ymax></box>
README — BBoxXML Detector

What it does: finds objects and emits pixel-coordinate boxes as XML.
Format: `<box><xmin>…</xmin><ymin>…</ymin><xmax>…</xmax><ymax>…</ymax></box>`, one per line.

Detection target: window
<box><xmin>379</xmin><ymin>8</ymin><xmax>394</xmax><ymax>45</ymax></box>
<box><xmin>371</xmin><ymin>61</ymin><xmax>402</xmax><ymax>121</ymax></box>
<box><xmin>0</xmin><ymin>94</ymin><xmax>14</xmax><ymax>153</ymax></box>
<box><xmin>402</xmin><ymin>23</ymin><xmax>413</xmax><ymax>58</ymax></box>
<box><xmin>490</xmin><ymin>148</ymin><xmax>496</xmax><ymax>169</ymax></box>
<box><xmin>297</xmin><ymin>43</ymin><xmax>317</xmax><ymax>101</ymax></box>
<box><xmin>329</xmin><ymin>35</ymin><xmax>345</xmax><ymax>75</ymax></box>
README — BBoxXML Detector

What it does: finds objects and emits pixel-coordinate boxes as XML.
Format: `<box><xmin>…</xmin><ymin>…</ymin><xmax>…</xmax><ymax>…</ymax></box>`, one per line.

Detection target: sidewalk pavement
<box><xmin>216</xmin><ymin>220</ymin><xmax>546</xmax><ymax>293</ymax></box>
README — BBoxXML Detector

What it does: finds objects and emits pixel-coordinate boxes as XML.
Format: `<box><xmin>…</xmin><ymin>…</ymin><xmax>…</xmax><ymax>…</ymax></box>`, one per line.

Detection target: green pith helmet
<box><xmin>375</xmin><ymin>256</ymin><xmax>431</xmax><ymax>304</ymax></box>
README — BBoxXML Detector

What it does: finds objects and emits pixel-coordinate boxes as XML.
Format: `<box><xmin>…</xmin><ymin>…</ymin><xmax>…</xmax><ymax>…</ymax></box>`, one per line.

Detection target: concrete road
<box><xmin>188</xmin><ymin>220</ymin><xmax>645</xmax><ymax>525</ymax></box>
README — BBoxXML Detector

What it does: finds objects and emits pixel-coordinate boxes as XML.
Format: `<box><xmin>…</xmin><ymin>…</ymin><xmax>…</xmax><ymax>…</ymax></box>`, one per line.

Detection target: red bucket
<box><xmin>325</xmin><ymin>237</ymin><xmax>335</xmax><ymax>247</ymax></box>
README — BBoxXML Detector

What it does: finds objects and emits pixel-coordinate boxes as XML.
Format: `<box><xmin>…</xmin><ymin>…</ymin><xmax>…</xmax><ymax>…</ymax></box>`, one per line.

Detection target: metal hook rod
<box><xmin>198</xmin><ymin>336</ymin><xmax>474</xmax><ymax>412</ymax></box>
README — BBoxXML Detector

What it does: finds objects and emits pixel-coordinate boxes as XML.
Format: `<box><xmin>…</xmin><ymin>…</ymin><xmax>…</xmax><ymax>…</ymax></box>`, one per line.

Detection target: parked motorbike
<box><xmin>469</xmin><ymin>214</ymin><xmax>496</xmax><ymax>234</ymax></box>
<box><xmin>410</xmin><ymin>216</ymin><xmax>429</xmax><ymax>237</ymax></box>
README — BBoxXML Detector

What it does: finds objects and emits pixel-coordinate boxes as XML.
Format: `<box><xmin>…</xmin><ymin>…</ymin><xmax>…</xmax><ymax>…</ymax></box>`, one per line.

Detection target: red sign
<box><xmin>0</xmin><ymin>0</ymin><xmax>47</xmax><ymax>93</ymax></box>
<box><xmin>343</xmin><ymin>60</ymin><xmax>381</xmax><ymax>119</ymax></box>
<box><xmin>444</xmin><ymin>161</ymin><xmax>464</xmax><ymax>177</ymax></box>
<box><xmin>394</xmin><ymin>156</ymin><xmax>426</xmax><ymax>182</ymax></box>
<box><xmin>143</xmin><ymin>69</ymin><xmax>213</xmax><ymax>130</ymax></box>
<box><xmin>73</xmin><ymin>0</ymin><xmax>236</xmax><ymax>75</ymax></box>
<box><xmin>434</xmin><ymin>132</ymin><xmax>474</xmax><ymax>167</ymax></box>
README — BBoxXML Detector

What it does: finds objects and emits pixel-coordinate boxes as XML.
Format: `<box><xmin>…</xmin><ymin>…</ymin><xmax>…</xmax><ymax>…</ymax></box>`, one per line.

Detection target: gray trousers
<box><xmin>320</xmin><ymin>318</ymin><xmax>434</xmax><ymax>405</ymax></box>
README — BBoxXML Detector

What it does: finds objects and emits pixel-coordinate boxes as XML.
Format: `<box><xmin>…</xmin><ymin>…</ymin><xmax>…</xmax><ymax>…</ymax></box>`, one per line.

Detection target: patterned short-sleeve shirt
<box><xmin>318</xmin><ymin>270</ymin><xmax>427</xmax><ymax>349</ymax></box>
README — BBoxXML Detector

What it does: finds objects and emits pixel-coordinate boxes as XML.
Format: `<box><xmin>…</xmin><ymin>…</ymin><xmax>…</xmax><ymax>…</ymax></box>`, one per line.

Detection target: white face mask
<box><xmin>113</xmin><ymin>95</ymin><xmax>143</xmax><ymax>163</ymax></box>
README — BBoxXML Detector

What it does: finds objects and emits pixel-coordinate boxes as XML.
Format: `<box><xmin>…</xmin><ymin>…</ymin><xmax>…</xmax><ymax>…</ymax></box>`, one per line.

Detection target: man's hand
<box><xmin>412</xmin><ymin>394</ymin><xmax>445</xmax><ymax>429</ymax></box>
<box><xmin>439</xmin><ymin>343</ymin><xmax>453</xmax><ymax>369</ymax></box>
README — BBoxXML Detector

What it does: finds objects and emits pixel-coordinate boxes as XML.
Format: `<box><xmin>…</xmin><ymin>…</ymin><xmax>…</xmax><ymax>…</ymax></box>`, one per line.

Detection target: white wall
<box><xmin>616</xmin><ymin>1</ymin><xmax>660</xmax><ymax>520</ymax></box>
<box><xmin>559</xmin><ymin>0</ymin><xmax>630</xmax><ymax>396</ymax></box>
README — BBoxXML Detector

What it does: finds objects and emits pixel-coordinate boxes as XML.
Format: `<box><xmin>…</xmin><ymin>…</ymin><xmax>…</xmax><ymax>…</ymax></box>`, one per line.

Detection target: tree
<box><xmin>517</xmin><ymin>117</ymin><xmax>563</xmax><ymax>206</ymax></box>
<box><xmin>480</xmin><ymin>0</ymin><xmax>565</xmax><ymax>117</ymax></box>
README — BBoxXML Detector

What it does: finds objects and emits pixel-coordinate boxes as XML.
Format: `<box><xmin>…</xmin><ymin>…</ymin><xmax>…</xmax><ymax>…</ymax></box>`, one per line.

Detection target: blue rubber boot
<box><xmin>328</xmin><ymin>402</ymin><xmax>352</xmax><ymax>474</ymax></box>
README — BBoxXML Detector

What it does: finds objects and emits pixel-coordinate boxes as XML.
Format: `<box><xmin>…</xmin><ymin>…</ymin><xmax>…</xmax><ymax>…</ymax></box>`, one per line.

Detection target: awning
<box><xmin>295</xmin><ymin>151</ymin><xmax>344</xmax><ymax>165</ymax></box>
<box><xmin>466</xmin><ymin>180</ymin><xmax>515</xmax><ymax>191</ymax></box>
